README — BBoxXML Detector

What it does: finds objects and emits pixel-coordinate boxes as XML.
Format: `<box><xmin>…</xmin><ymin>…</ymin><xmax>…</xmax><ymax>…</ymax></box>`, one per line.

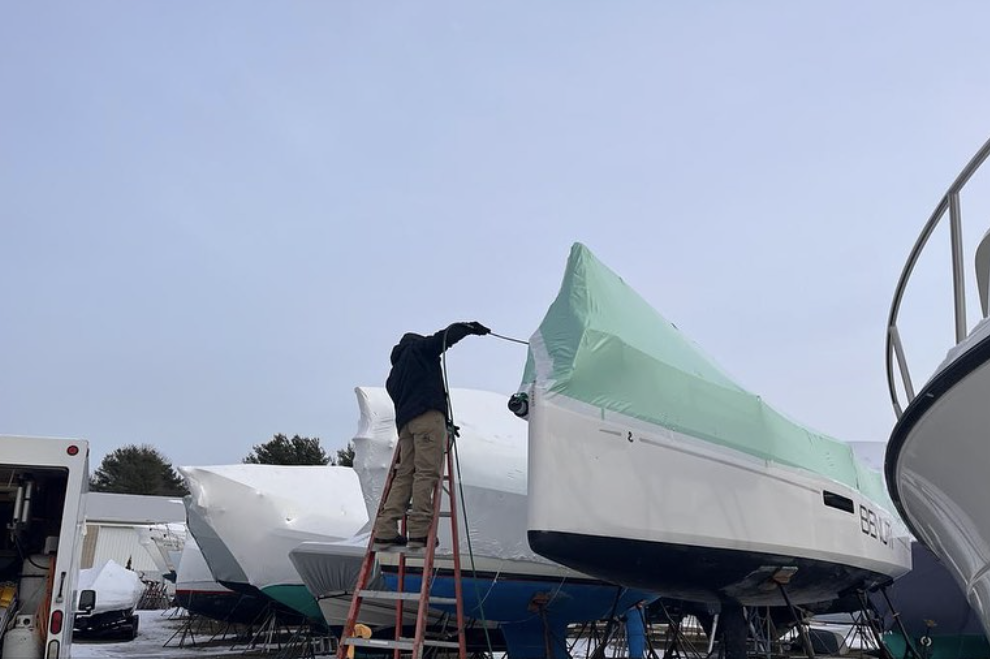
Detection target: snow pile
<box><xmin>77</xmin><ymin>560</ymin><xmax>145</xmax><ymax>614</ymax></box>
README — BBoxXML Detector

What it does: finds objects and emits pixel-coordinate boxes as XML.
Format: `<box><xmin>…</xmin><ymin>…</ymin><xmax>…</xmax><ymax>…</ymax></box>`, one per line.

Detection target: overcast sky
<box><xmin>4</xmin><ymin>2</ymin><xmax>990</xmax><ymax>469</ymax></box>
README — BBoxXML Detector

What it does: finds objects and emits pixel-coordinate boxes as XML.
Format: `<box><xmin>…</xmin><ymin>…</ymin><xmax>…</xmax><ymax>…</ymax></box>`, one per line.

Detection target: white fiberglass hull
<box><xmin>528</xmin><ymin>392</ymin><xmax>912</xmax><ymax>606</ymax></box>
<box><xmin>887</xmin><ymin>330</ymin><xmax>990</xmax><ymax>638</ymax></box>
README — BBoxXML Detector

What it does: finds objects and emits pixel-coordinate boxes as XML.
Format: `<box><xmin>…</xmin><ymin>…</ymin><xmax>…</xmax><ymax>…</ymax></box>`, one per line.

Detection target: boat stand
<box><xmin>776</xmin><ymin>583</ymin><xmax>814</xmax><ymax>658</ymax></box>
<box><xmin>638</xmin><ymin>603</ymin><xmax>661</xmax><ymax>659</ymax></box>
<box><xmin>207</xmin><ymin>615</ymin><xmax>248</xmax><ymax>646</ymax></box>
<box><xmin>845</xmin><ymin>591</ymin><xmax>892</xmax><ymax>659</ymax></box>
<box><xmin>585</xmin><ymin>614</ymin><xmax>623</xmax><ymax>657</ymax></box>
<box><xmin>137</xmin><ymin>580</ymin><xmax>172</xmax><ymax>609</ymax></box>
<box><xmin>878</xmin><ymin>585</ymin><xmax>921</xmax><ymax>659</ymax></box>
<box><xmin>233</xmin><ymin>605</ymin><xmax>303</xmax><ymax>654</ymax></box>
<box><xmin>162</xmin><ymin>611</ymin><xmax>204</xmax><ymax>649</ymax></box>
<box><xmin>536</xmin><ymin>593</ymin><xmax>558</xmax><ymax>658</ymax></box>
<box><xmin>655</xmin><ymin>600</ymin><xmax>703</xmax><ymax>659</ymax></box>
<box><xmin>745</xmin><ymin>606</ymin><xmax>781</xmax><ymax>657</ymax></box>
<box><xmin>280</xmin><ymin>623</ymin><xmax>332</xmax><ymax>658</ymax></box>
<box><xmin>163</xmin><ymin>611</ymin><xmax>243</xmax><ymax>649</ymax></box>
<box><xmin>587</xmin><ymin>586</ymin><xmax>626</xmax><ymax>658</ymax></box>
<box><xmin>162</xmin><ymin>604</ymin><xmax>185</xmax><ymax>619</ymax></box>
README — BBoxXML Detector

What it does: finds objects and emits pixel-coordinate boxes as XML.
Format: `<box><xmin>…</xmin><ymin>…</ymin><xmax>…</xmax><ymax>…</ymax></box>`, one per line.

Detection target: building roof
<box><xmin>85</xmin><ymin>492</ymin><xmax>186</xmax><ymax>524</ymax></box>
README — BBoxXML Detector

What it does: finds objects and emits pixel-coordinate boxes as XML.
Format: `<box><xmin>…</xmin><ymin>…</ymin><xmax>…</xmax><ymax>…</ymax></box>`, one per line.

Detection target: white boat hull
<box><xmin>887</xmin><ymin>334</ymin><xmax>990</xmax><ymax>638</ymax></box>
<box><xmin>529</xmin><ymin>392</ymin><xmax>912</xmax><ymax>606</ymax></box>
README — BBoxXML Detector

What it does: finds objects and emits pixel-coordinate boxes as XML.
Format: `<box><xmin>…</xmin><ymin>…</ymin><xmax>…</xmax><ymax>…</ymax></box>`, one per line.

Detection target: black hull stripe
<box><xmin>528</xmin><ymin>530</ymin><xmax>892</xmax><ymax>607</ymax></box>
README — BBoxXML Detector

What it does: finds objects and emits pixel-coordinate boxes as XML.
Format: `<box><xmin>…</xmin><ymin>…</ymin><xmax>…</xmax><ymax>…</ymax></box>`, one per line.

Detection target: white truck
<box><xmin>1</xmin><ymin>436</ymin><xmax>89</xmax><ymax>659</ymax></box>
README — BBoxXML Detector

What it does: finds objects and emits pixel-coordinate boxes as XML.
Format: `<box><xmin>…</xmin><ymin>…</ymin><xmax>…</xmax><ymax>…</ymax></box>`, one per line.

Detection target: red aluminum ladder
<box><xmin>337</xmin><ymin>429</ymin><xmax>467</xmax><ymax>658</ymax></box>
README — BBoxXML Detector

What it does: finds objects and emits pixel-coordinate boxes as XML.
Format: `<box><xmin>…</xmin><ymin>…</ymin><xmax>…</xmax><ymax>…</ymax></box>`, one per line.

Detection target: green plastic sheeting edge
<box><xmin>520</xmin><ymin>242</ymin><xmax>890</xmax><ymax>507</ymax></box>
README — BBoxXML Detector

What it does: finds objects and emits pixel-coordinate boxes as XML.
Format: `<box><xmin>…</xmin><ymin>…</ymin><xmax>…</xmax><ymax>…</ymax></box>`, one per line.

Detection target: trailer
<box><xmin>0</xmin><ymin>436</ymin><xmax>89</xmax><ymax>659</ymax></box>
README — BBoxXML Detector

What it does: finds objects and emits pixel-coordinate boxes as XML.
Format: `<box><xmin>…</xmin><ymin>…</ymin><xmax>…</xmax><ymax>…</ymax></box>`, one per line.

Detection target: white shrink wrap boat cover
<box><xmin>136</xmin><ymin>522</ymin><xmax>186</xmax><ymax>580</ymax></box>
<box><xmin>352</xmin><ymin>387</ymin><xmax>546</xmax><ymax>564</ymax></box>
<box><xmin>76</xmin><ymin>560</ymin><xmax>145</xmax><ymax>614</ymax></box>
<box><xmin>183</xmin><ymin>500</ymin><xmax>249</xmax><ymax>587</ymax></box>
<box><xmin>176</xmin><ymin>536</ymin><xmax>232</xmax><ymax>595</ymax></box>
<box><xmin>289</xmin><ymin>534</ymin><xmax>386</xmax><ymax>598</ymax></box>
<box><xmin>179</xmin><ymin>465</ymin><xmax>368</xmax><ymax>592</ymax></box>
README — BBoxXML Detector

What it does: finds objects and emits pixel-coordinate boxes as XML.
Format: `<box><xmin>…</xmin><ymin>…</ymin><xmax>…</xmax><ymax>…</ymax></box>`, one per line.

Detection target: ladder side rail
<box><xmin>411</xmin><ymin>463</ymin><xmax>447</xmax><ymax>657</ymax></box>
<box><xmin>394</xmin><ymin>515</ymin><xmax>407</xmax><ymax>659</ymax></box>
<box><xmin>337</xmin><ymin>441</ymin><xmax>405</xmax><ymax>659</ymax></box>
<box><xmin>443</xmin><ymin>441</ymin><xmax>468</xmax><ymax>658</ymax></box>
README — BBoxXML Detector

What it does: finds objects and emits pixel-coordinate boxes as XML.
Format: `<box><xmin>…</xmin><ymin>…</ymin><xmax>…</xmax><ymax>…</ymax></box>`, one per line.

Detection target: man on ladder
<box><xmin>372</xmin><ymin>321</ymin><xmax>491</xmax><ymax>551</ymax></box>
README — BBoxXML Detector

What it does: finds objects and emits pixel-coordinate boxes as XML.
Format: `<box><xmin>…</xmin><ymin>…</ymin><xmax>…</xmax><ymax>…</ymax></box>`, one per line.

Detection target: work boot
<box><xmin>372</xmin><ymin>535</ymin><xmax>407</xmax><ymax>552</ymax></box>
<box><xmin>406</xmin><ymin>536</ymin><xmax>439</xmax><ymax>551</ymax></box>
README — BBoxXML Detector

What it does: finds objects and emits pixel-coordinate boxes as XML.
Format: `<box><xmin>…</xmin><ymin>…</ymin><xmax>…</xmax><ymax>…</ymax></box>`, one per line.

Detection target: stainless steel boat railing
<box><xmin>887</xmin><ymin>136</ymin><xmax>990</xmax><ymax>418</ymax></box>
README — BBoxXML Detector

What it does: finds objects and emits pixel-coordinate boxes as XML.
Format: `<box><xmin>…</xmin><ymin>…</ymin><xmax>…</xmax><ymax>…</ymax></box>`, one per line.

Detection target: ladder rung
<box><xmin>438</xmin><ymin>511</ymin><xmax>452</xmax><ymax>517</ymax></box>
<box><xmin>358</xmin><ymin>589</ymin><xmax>458</xmax><ymax>605</ymax></box>
<box><xmin>400</xmin><ymin>637</ymin><xmax>462</xmax><ymax>649</ymax></box>
<box><xmin>342</xmin><ymin>637</ymin><xmax>414</xmax><ymax>651</ymax></box>
<box><xmin>372</xmin><ymin>546</ymin><xmax>439</xmax><ymax>556</ymax></box>
<box><xmin>342</xmin><ymin>637</ymin><xmax>462</xmax><ymax>651</ymax></box>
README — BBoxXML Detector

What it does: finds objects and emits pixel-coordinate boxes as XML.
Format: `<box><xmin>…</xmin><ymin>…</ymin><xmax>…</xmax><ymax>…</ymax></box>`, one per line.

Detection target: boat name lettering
<box><xmin>859</xmin><ymin>504</ymin><xmax>891</xmax><ymax>545</ymax></box>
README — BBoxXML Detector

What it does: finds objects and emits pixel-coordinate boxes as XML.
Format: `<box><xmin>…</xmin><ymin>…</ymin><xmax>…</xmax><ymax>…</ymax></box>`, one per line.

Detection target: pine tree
<box><xmin>90</xmin><ymin>444</ymin><xmax>188</xmax><ymax>496</ymax></box>
<box><xmin>243</xmin><ymin>434</ymin><xmax>331</xmax><ymax>465</ymax></box>
<box><xmin>335</xmin><ymin>442</ymin><xmax>355</xmax><ymax>468</ymax></box>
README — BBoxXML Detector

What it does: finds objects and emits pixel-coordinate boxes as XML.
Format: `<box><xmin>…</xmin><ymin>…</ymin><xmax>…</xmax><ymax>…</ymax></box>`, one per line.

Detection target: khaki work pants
<box><xmin>373</xmin><ymin>409</ymin><xmax>447</xmax><ymax>539</ymax></box>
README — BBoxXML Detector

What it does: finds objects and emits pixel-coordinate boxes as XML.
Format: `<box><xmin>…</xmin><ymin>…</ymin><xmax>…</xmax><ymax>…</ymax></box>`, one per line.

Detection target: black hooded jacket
<box><xmin>385</xmin><ymin>323</ymin><xmax>477</xmax><ymax>431</ymax></box>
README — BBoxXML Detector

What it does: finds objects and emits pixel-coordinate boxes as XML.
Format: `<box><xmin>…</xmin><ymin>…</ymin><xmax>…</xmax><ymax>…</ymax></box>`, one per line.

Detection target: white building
<box><xmin>82</xmin><ymin>492</ymin><xmax>186</xmax><ymax>580</ymax></box>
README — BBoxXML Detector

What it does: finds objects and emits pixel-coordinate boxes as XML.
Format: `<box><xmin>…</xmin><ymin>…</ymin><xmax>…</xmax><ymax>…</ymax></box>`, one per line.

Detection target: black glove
<box><xmin>465</xmin><ymin>321</ymin><xmax>491</xmax><ymax>336</ymax></box>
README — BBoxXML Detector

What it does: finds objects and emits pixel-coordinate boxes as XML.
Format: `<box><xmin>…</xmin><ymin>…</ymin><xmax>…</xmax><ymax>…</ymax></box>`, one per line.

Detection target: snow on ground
<box><xmin>69</xmin><ymin>610</ymin><xmax>860</xmax><ymax>658</ymax></box>
<box><xmin>72</xmin><ymin>610</ymin><xmax>265</xmax><ymax>659</ymax></box>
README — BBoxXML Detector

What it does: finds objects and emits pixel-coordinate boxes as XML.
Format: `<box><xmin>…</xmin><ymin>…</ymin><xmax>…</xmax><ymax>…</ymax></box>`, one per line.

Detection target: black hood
<box><xmin>390</xmin><ymin>333</ymin><xmax>423</xmax><ymax>365</ymax></box>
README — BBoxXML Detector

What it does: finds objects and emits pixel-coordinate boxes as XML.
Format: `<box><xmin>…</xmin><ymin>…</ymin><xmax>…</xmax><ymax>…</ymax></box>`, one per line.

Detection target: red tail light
<box><xmin>66</xmin><ymin>445</ymin><xmax>79</xmax><ymax>456</ymax></box>
<box><xmin>50</xmin><ymin>609</ymin><xmax>63</xmax><ymax>634</ymax></box>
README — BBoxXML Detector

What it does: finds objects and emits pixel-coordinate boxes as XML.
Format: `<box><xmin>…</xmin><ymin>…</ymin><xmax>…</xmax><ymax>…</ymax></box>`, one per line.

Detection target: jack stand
<box><xmin>163</xmin><ymin>611</ymin><xmax>200</xmax><ymax>648</ymax></box>
<box><xmin>589</xmin><ymin>587</ymin><xmax>626</xmax><ymax>659</ymax></box>
<box><xmin>880</xmin><ymin>585</ymin><xmax>921</xmax><ymax>659</ymax></box>
<box><xmin>854</xmin><ymin>590</ymin><xmax>893</xmax><ymax>659</ymax></box>
<box><xmin>856</xmin><ymin>591</ymin><xmax>894</xmax><ymax>658</ymax></box>
<box><xmin>639</xmin><ymin>605</ymin><xmax>660</xmax><ymax>659</ymax></box>
<box><xmin>746</xmin><ymin>606</ymin><xmax>776</xmax><ymax>657</ymax></box>
<box><xmin>656</xmin><ymin>601</ymin><xmax>698</xmax><ymax>659</ymax></box>
<box><xmin>776</xmin><ymin>583</ymin><xmax>814</xmax><ymax>658</ymax></box>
